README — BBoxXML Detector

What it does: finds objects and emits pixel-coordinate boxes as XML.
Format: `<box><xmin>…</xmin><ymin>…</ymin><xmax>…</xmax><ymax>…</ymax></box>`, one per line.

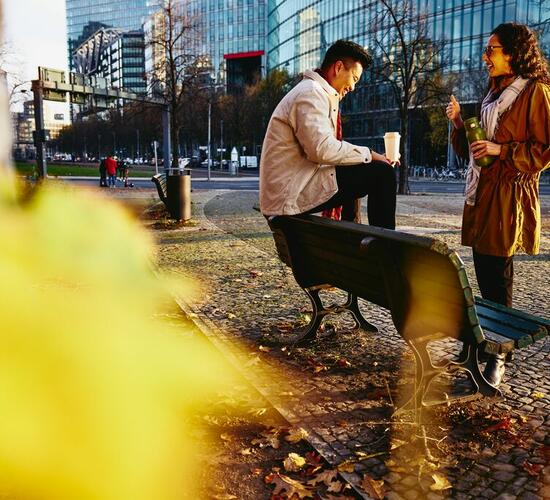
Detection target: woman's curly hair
<box><xmin>492</xmin><ymin>23</ymin><xmax>550</xmax><ymax>83</ymax></box>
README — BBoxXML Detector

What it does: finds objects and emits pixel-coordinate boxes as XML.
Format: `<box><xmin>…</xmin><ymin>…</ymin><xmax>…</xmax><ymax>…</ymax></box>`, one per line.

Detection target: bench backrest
<box><xmin>151</xmin><ymin>174</ymin><xmax>167</xmax><ymax>203</ymax></box>
<box><xmin>268</xmin><ymin>215</ymin><xmax>483</xmax><ymax>346</ymax></box>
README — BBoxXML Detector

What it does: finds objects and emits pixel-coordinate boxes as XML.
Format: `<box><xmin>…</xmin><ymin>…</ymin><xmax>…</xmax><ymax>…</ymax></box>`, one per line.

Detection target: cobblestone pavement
<box><xmin>151</xmin><ymin>190</ymin><xmax>550</xmax><ymax>499</ymax></box>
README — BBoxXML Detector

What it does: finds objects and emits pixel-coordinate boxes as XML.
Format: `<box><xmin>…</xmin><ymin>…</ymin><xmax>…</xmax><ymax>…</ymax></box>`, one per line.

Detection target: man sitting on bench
<box><xmin>259</xmin><ymin>40</ymin><xmax>396</xmax><ymax>228</ymax></box>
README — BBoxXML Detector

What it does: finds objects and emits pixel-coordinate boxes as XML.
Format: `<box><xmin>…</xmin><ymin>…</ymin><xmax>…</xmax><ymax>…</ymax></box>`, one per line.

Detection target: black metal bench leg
<box><xmin>447</xmin><ymin>344</ymin><xmax>502</xmax><ymax>398</ymax></box>
<box><xmin>273</xmin><ymin>288</ymin><xmax>380</xmax><ymax>345</ymax></box>
<box><xmin>394</xmin><ymin>338</ymin><xmax>439</xmax><ymax>417</ymax></box>
<box><xmin>273</xmin><ymin>287</ymin><xmax>325</xmax><ymax>345</ymax></box>
<box><xmin>345</xmin><ymin>293</ymin><xmax>378</xmax><ymax>333</ymax></box>
<box><xmin>395</xmin><ymin>342</ymin><xmax>502</xmax><ymax>416</ymax></box>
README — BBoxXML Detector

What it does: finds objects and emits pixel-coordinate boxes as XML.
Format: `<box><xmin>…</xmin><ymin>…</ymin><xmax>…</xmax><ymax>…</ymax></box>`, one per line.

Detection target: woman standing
<box><xmin>446</xmin><ymin>23</ymin><xmax>550</xmax><ymax>386</ymax></box>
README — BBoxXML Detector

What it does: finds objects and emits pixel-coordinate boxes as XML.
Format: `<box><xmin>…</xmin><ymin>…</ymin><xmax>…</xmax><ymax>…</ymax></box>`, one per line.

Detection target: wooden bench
<box><xmin>151</xmin><ymin>173</ymin><xmax>168</xmax><ymax>206</ymax></box>
<box><xmin>266</xmin><ymin>214</ymin><xmax>548</xmax><ymax>408</ymax></box>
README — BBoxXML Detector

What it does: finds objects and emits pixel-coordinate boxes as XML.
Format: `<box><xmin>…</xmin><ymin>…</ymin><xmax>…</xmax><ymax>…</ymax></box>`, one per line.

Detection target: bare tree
<box><xmin>145</xmin><ymin>0</ymin><xmax>204</xmax><ymax>168</ymax></box>
<box><xmin>0</xmin><ymin>40</ymin><xmax>29</xmax><ymax>108</ymax></box>
<box><xmin>365</xmin><ymin>0</ymin><xmax>455</xmax><ymax>194</ymax></box>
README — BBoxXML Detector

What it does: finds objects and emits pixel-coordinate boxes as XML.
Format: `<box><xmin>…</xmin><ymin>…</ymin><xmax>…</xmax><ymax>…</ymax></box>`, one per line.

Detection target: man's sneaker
<box><xmin>483</xmin><ymin>353</ymin><xmax>506</xmax><ymax>387</ymax></box>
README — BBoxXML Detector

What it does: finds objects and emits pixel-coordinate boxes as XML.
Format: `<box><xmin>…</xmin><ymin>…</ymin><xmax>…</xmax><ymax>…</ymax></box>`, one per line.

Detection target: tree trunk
<box><xmin>170</xmin><ymin>100</ymin><xmax>179</xmax><ymax>169</ymax></box>
<box><xmin>399</xmin><ymin>111</ymin><xmax>410</xmax><ymax>195</ymax></box>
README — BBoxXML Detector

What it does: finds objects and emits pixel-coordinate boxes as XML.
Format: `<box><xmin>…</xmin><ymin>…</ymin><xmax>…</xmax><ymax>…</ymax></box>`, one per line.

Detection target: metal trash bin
<box><xmin>166</xmin><ymin>169</ymin><xmax>191</xmax><ymax>221</ymax></box>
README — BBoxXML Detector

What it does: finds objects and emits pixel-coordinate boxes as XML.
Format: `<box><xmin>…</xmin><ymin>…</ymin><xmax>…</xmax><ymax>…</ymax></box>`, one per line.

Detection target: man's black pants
<box><xmin>305</xmin><ymin>161</ymin><xmax>397</xmax><ymax>229</ymax></box>
<box><xmin>473</xmin><ymin>250</ymin><xmax>514</xmax><ymax>307</ymax></box>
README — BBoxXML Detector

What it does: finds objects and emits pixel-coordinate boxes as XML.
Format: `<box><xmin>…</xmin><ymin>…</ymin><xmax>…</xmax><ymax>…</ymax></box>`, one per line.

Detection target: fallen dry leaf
<box><xmin>430</xmin><ymin>473</ymin><xmax>452</xmax><ymax>491</ymax></box>
<box><xmin>482</xmin><ymin>418</ymin><xmax>513</xmax><ymax>433</ymax></box>
<box><xmin>307</xmin><ymin>469</ymin><xmax>337</xmax><ymax>487</ymax></box>
<box><xmin>336</xmin><ymin>460</ymin><xmax>355</xmax><ymax>473</ymax></box>
<box><xmin>327</xmin><ymin>480</ymin><xmax>343</xmax><ymax>493</ymax></box>
<box><xmin>248</xmin><ymin>407</ymin><xmax>267</xmax><ymax>417</ymax></box>
<box><xmin>285</xmin><ymin>427</ymin><xmax>309</xmax><ymax>443</ymax></box>
<box><xmin>531</xmin><ymin>392</ymin><xmax>545</xmax><ymax>399</ymax></box>
<box><xmin>360</xmin><ymin>474</ymin><xmax>385</xmax><ymax>499</ymax></box>
<box><xmin>336</xmin><ymin>358</ymin><xmax>352</xmax><ymax>368</ymax></box>
<box><xmin>305</xmin><ymin>451</ymin><xmax>323</xmax><ymax>465</ymax></box>
<box><xmin>252</xmin><ymin>428</ymin><xmax>280</xmax><ymax>449</ymax></box>
<box><xmin>211</xmin><ymin>494</ymin><xmax>237</xmax><ymax>500</ymax></box>
<box><xmin>522</xmin><ymin>461</ymin><xmax>543</xmax><ymax>476</ymax></box>
<box><xmin>355</xmin><ymin>451</ymin><xmax>387</xmax><ymax>460</ymax></box>
<box><xmin>385</xmin><ymin>459</ymin><xmax>406</xmax><ymax>473</ymax></box>
<box><xmin>244</xmin><ymin>356</ymin><xmax>261</xmax><ymax>367</ymax></box>
<box><xmin>265</xmin><ymin>472</ymin><xmax>314</xmax><ymax>498</ymax></box>
<box><xmin>284</xmin><ymin>453</ymin><xmax>306</xmax><ymax>472</ymax></box>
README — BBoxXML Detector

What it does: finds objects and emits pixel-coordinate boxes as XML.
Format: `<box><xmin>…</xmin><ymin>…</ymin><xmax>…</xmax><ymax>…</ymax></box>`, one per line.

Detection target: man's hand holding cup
<box><xmin>384</xmin><ymin>132</ymin><xmax>401</xmax><ymax>167</ymax></box>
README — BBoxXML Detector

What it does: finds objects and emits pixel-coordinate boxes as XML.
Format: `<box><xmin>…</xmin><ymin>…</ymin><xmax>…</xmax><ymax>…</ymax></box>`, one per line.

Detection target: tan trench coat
<box><xmin>259</xmin><ymin>70</ymin><xmax>372</xmax><ymax>216</ymax></box>
<box><xmin>452</xmin><ymin>81</ymin><xmax>550</xmax><ymax>256</ymax></box>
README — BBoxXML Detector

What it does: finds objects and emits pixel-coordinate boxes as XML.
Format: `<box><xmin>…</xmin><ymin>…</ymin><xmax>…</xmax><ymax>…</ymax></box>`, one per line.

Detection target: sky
<box><xmin>3</xmin><ymin>0</ymin><xmax>68</xmax><ymax>110</ymax></box>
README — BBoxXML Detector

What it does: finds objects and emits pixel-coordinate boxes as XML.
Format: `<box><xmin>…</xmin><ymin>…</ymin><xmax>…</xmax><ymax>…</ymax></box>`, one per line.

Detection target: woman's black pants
<box><xmin>473</xmin><ymin>250</ymin><xmax>514</xmax><ymax>307</ymax></box>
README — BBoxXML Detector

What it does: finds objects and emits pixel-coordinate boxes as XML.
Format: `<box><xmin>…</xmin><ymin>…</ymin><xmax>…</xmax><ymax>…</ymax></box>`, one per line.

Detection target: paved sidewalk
<box><xmin>150</xmin><ymin>190</ymin><xmax>549</xmax><ymax>499</ymax></box>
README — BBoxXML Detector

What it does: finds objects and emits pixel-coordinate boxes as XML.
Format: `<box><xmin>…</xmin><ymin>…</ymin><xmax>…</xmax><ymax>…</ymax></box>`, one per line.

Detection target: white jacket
<box><xmin>259</xmin><ymin>70</ymin><xmax>372</xmax><ymax>215</ymax></box>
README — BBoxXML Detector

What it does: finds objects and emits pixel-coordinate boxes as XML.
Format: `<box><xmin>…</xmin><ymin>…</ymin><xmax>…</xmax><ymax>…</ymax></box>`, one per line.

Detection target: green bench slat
<box><xmin>296</xmin><ymin>230</ymin><xmax>470</xmax><ymax>309</ymax></box>
<box><xmin>476</xmin><ymin>297</ymin><xmax>550</xmax><ymax>327</ymax></box>
<box><xmin>482</xmin><ymin>332</ymin><xmax>516</xmax><ymax>355</ymax></box>
<box><xmin>476</xmin><ymin>304</ymin><xmax>547</xmax><ymax>337</ymax></box>
<box><xmin>478</xmin><ymin>317</ymin><xmax>536</xmax><ymax>349</ymax></box>
<box><xmin>299</xmin><ymin>260</ymin><xmax>389</xmax><ymax>308</ymax></box>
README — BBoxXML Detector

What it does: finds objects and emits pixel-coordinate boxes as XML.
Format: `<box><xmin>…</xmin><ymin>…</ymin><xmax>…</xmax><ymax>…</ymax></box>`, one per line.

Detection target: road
<box><xmin>64</xmin><ymin>176</ymin><xmax>550</xmax><ymax>195</ymax></box>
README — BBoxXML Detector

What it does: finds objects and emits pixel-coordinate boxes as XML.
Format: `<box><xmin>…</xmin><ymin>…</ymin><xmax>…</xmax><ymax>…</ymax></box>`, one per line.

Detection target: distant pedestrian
<box><xmin>105</xmin><ymin>155</ymin><xmax>118</xmax><ymax>188</ymax></box>
<box><xmin>99</xmin><ymin>157</ymin><xmax>107</xmax><ymax>187</ymax></box>
<box><xmin>447</xmin><ymin>23</ymin><xmax>550</xmax><ymax>386</ymax></box>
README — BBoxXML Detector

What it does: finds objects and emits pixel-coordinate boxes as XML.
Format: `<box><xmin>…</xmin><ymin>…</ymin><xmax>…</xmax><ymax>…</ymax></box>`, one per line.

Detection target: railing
<box><xmin>408</xmin><ymin>166</ymin><xmax>466</xmax><ymax>181</ymax></box>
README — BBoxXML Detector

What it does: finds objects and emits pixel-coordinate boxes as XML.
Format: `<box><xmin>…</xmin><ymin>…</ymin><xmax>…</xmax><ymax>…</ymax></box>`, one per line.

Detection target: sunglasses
<box><xmin>484</xmin><ymin>45</ymin><xmax>504</xmax><ymax>56</ymax></box>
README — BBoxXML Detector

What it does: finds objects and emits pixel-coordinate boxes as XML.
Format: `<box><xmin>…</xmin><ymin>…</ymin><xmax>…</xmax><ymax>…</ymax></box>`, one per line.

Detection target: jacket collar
<box><xmin>303</xmin><ymin>70</ymin><xmax>340</xmax><ymax>100</ymax></box>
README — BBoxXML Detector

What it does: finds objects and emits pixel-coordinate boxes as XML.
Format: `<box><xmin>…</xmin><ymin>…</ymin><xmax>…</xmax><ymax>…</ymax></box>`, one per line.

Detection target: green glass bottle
<box><xmin>464</xmin><ymin>117</ymin><xmax>496</xmax><ymax>167</ymax></box>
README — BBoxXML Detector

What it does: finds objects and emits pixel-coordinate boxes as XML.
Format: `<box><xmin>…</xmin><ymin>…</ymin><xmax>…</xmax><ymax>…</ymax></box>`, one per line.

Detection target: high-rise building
<box><xmin>73</xmin><ymin>29</ymin><xmax>146</xmax><ymax>94</ymax></box>
<box><xmin>144</xmin><ymin>0</ymin><xmax>267</xmax><ymax>92</ymax></box>
<box><xmin>12</xmin><ymin>101</ymin><xmax>70</xmax><ymax>159</ymax></box>
<box><xmin>267</xmin><ymin>0</ymin><xmax>549</xmax><ymax>163</ymax></box>
<box><xmin>65</xmin><ymin>0</ymin><xmax>159</xmax><ymax>69</ymax></box>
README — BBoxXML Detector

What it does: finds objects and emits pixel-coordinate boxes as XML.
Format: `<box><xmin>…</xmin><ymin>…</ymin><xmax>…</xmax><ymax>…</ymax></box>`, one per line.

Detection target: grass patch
<box><xmin>14</xmin><ymin>162</ymin><xmax>156</xmax><ymax>178</ymax></box>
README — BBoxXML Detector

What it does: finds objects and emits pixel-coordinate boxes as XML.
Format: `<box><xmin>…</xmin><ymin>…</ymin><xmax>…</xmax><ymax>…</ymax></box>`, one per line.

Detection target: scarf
<box><xmin>464</xmin><ymin>77</ymin><xmax>529</xmax><ymax>206</ymax></box>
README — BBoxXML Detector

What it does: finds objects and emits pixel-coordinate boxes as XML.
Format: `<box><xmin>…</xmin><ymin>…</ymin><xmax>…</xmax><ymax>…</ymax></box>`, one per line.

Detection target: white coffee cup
<box><xmin>384</xmin><ymin>132</ymin><xmax>401</xmax><ymax>162</ymax></box>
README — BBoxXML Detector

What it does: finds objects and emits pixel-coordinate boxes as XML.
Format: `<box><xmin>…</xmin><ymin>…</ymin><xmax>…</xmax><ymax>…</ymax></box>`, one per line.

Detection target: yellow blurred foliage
<box><xmin>0</xmin><ymin>183</ymin><xmax>234</xmax><ymax>500</ymax></box>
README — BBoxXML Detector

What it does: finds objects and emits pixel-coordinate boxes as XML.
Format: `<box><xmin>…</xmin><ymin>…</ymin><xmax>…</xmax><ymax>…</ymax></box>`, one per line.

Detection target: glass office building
<box><xmin>74</xmin><ymin>29</ymin><xmax>146</xmax><ymax>94</ymax></box>
<box><xmin>66</xmin><ymin>0</ymin><xmax>159</xmax><ymax>69</ymax></box>
<box><xmin>175</xmin><ymin>0</ymin><xmax>268</xmax><ymax>88</ymax></box>
<box><xmin>267</xmin><ymin>0</ymin><xmax>549</xmax><ymax>158</ymax></box>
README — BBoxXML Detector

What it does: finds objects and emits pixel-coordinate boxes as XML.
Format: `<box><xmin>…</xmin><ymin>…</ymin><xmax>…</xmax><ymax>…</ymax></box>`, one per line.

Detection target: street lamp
<box><xmin>207</xmin><ymin>96</ymin><xmax>211</xmax><ymax>181</ymax></box>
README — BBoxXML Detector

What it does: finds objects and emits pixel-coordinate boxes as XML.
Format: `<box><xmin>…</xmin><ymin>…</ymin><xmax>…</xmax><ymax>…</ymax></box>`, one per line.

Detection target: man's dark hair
<box><xmin>320</xmin><ymin>40</ymin><xmax>373</xmax><ymax>71</ymax></box>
